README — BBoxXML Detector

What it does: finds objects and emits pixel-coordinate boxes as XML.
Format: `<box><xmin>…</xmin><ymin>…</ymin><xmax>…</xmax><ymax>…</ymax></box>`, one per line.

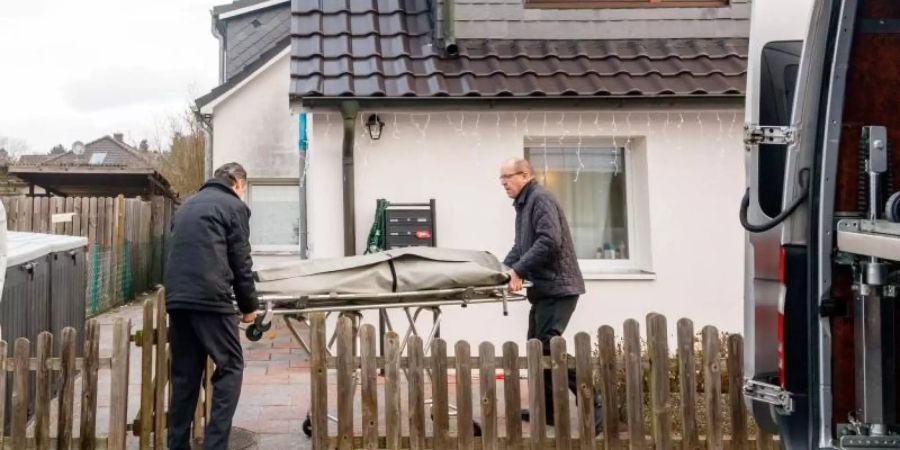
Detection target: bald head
<box><xmin>499</xmin><ymin>158</ymin><xmax>536</xmax><ymax>199</ymax></box>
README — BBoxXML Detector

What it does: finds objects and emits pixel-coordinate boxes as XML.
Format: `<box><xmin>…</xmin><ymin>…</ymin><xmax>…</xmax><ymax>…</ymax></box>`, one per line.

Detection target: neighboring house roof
<box><xmin>213</xmin><ymin>0</ymin><xmax>288</xmax><ymax>18</ymax></box>
<box><xmin>17</xmin><ymin>154</ymin><xmax>54</xmax><ymax>166</ymax></box>
<box><xmin>289</xmin><ymin>0</ymin><xmax>748</xmax><ymax>100</ymax></box>
<box><xmin>44</xmin><ymin>136</ymin><xmax>156</xmax><ymax>170</ymax></box>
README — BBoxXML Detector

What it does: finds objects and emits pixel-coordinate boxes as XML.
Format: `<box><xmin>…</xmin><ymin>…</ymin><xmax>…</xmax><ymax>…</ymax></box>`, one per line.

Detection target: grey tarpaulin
<box><xmin>253</xmin><ymin>247</ymin><xmax>510</xmax><ymax>298</ymax></box>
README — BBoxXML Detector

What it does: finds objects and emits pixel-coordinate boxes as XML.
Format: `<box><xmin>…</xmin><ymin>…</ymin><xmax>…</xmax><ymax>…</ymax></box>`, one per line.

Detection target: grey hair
<box><xmin>503</xmin><ymin>158</ymin><xmax>535</xmax><ymax>176</ymax></box>
<box><xmin>214</xmin><ymin>162</ymin><xmax>247</xmax><ymax>186</ymax></box>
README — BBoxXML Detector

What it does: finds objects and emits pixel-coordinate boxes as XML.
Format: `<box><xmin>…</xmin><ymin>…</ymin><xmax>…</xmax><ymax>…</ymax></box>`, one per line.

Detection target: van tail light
<box><xmin>777</xmin><ymin>247</ymin><xmax>787</xmax><ymax>388</ymax></box>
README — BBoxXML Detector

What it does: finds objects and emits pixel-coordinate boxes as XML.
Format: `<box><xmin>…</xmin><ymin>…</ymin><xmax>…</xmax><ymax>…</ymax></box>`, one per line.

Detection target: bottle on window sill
<box><xmin>603</xmin><ymin>243</ymin><xmax>616</xmax><ymax>260</ymax></box>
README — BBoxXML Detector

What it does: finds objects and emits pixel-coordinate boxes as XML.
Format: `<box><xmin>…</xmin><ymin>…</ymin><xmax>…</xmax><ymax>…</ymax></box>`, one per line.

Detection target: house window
<box><xmin>526</xmin><ymin>145</ymin><xmax>644</xmax><ymax>273</ymax></box>
<box><xmin>524</xmin><ymin>0</ymin><xmax>727</xmax><ymax>8</ymax></box>
<box><xmin>89</xmin><ymin>153</ymin><xmax>107</xmax><ymax>165</ymax></box>
<box><xmin>247</xmin><ymin>182</ymin><xmax>300</xmax><ymax>251</ymax></box>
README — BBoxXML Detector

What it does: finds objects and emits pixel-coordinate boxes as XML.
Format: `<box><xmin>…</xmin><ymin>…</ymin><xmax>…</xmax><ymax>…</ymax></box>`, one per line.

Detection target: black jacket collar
<box><xmin>514</xmin><ymin>180</ymin><xmax>538</xmax><ymax>208</ymax></box>
<box><xmin>200</xmin><ymin>178</ymin><xmax>240</xmax><ymax>199</ymax></box>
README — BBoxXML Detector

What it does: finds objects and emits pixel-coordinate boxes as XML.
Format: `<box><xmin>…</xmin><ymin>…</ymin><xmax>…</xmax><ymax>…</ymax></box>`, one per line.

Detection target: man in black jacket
<box><xmin>500</xmin><ymin>158</ymin><xmax>603</xmax><ymax>435</ymax></box>
<box><xmin>165</xmin><ymin>162</ymin><xmax>258</xmax><ymax>450</ymax></box>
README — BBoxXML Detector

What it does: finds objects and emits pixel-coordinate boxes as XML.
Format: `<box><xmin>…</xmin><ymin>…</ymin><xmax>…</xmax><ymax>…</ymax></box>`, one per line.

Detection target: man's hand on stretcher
<box><xmin>507</xmin><ymin>270</ymin><xmax>525</xmax><ymax>292</ymax></box>
<box><xmin>242</xmin><ymin>312</ymin><xmax>257</xmax><ymax>324</ymax></box>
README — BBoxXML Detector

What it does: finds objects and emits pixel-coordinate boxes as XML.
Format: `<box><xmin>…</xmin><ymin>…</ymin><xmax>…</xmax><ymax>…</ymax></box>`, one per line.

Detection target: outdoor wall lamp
<box><xmin>366</xmin><ymin>114</ymin><xmax>385</xmax><ymax>140</ymax></box>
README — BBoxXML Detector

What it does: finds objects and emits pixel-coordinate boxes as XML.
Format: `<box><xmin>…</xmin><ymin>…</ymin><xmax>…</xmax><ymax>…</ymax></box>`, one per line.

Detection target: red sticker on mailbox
<box><xmin>415</xmin><ymin>230</ymin><xmax>432</xmax><ymax>239</ymax></box>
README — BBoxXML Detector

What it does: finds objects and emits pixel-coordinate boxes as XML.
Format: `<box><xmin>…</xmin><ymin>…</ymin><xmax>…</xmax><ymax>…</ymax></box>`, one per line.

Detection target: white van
<box><xmin>743</xmin><ymin>0</ymin><xmax>900</xmax><ymax>447</ymax></box>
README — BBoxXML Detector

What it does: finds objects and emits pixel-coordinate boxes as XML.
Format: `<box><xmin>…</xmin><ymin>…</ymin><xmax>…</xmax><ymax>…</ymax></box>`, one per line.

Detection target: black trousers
<box><xmin>527</xmin><ymin>295</ymin><xmax>602</xmax><ymax>426</ymax></box>
<box><xmin>168</xmin><ymin>311</ymin><xmax>244</xmax><ymax>450</ymax></box>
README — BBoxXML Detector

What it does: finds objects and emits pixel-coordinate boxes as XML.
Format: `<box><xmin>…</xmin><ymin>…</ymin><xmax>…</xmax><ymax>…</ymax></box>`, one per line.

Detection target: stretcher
<box><xmin>244</xmin><ymin>247</ymin><xmax>529</xmax><ymax>437</ymax></box>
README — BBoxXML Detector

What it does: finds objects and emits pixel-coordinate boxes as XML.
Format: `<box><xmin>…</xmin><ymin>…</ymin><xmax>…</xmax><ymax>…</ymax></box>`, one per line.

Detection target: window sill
<box><xmin>582</xmin><ymin>270</ymin><xmax>656</xmax><ymax>281</ymax></box>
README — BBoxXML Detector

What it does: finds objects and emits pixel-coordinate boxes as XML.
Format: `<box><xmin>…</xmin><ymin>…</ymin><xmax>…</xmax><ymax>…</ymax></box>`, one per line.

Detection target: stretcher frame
<box><xmin>248</xmin><ymin>283</ymin><xmax>530</xmax><ymax>436</ymax></box>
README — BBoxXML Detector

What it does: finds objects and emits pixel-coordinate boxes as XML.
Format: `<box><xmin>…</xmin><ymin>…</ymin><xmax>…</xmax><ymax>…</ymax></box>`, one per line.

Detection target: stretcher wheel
<box><xmin>245</xmin><ymin>318</ymin><xmax>272</xmax><ymax>342</ymax></box>
<box><xmin>302</xmin><ymin>413</ymin><xmax>313</xmax><ymax>437</ymax></box>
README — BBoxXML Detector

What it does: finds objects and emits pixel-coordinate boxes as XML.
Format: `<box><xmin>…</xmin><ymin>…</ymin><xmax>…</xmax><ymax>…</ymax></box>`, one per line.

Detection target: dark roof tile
<box><xmin>288</xmin><ymin>0</ymin><xmax>748</xmax><ymax>98</ymax></box>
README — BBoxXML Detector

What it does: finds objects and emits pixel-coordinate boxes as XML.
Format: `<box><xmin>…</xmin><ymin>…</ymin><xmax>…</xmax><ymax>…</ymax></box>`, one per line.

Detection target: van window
<box><xmin>758</xmin><ymin>41</ymin><xmax>802</xmax><ymax>217</ymax></box>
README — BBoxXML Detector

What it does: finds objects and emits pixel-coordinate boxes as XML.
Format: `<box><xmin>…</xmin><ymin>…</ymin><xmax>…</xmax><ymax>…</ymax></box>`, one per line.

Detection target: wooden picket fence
<box><xmin>309</xmin><ymin>313</ymin><xmax>780</xmax><ymax>450</ymax></box>
<box><xmin>0</xmin><ymin>195</ymin><xmax>174</xmax><ymax>315</ymax></box>
<box><xmin>0</xmin><ymin>286</ymin><xmax>208</xmax><ymax>450</ymax></box>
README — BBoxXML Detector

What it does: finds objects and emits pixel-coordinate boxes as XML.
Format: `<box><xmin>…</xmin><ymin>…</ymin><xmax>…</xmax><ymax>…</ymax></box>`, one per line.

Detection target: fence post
<box><xmin>728</xmin><ymin>335</ymin><xmax>748</xmax><ymax>450</ymax></box>
<box><xmin>336</xmin><ymin>316</ymin><xmax>354</xmax><ymax>450</ymax></box>
<box><xmin>526</xmin><ymin>339</ymin><xmax>546</xmax><ymax>450</ymax></box>
<box><xmin>11</xmin><ymin>338</ymin><xmax>29</xmax><ymax>450</ymax></box>
<box><xmin>597</xmin><ymin>326</ymin><xmax>620</xmax><ymax>449</ymax></box>
<box><xmin>310</xmin><ymin>314</ymin><xmax>329</xmax><ymax>450</ymax></box>
<box><xmin>551</xmin><ymin>337</ymin><xmax>572</xmax><ymax>450</ymax></box>
<box><xmin>384</xmin><ymin>332</ymin><xmax>401</xmax><ymax>450</ymax></box>
<box><xmin>35</xmin><ymin>331</ymin><xmax>53</xmax><ymax>449</ymax></box>
<box><xmin>455</xmin><ymin>340</ymin><xmax>475</xmax><ymax>450</ymax></box>
<box><xmin>432</xmin><ymin>339</ymin><xmax>451</xmax><ymax>450</ymax></box>
<box><xmin>139</xmin><ymin>298</ymin><xmax>154</xmax><ymax>449</ymax></box>
<box><xmin>154</xmin><ymin>288</ymin><xmax>169</xmax><ymax>450</ymax></box>
<box><xmin>0</xmin><ymin>340</ymin><xmax>5</xmax><ymax>450</ymax></box>
<box><xmin>677</xmin><ymin>319</ymin><xmax>700</xmax><ymax>450</ymax></box>
<box><xmin>702</xmin><ymin>326</ymin><xmax>723</xmax><ymax>450</ymax></box>
<box><xmin>575</xmin><ymin>332</ymin><xmax>596</xmax><ymax>450</ymax></box>
<box><xmin>80</xmin><ymin>320</ymin><xmax>100</xmax><ymax>450</ymax></box>
<box><xmin>647</xmin><ymin>313</ymin><xmax>672</xmax><ymax>450</ymax></box>
<box><xmin>110</xmin><ymin>318</ymin><xmax>132</xmax><ymax>450</ymax></box>
<box><xmin>624</xmin><ymin>319</ymin><xmax>645</xmax><ymax>450</ymax></box>
<box><xmin>360</xmin><ymin>324</ymin><xmax>378</xmax><ymax>450</ymax></box>
<box><xmin>408</xmin><ymin>336</ymin><xmax>426</xmax><ymax>450</ymax></box>
<box><xmin>58</xmin><ymin>327</ymin><xmax>77</xmax><ymax>450</ymax></box>
<box><xmin>479</xmin><ymin>342</ymin><xmax>498</xmax><ymax>450</ymax></box>
<box><xmin>502</xmin><ymin>342</ymin><xmax>523</xmax><ymax>449</ymax></box>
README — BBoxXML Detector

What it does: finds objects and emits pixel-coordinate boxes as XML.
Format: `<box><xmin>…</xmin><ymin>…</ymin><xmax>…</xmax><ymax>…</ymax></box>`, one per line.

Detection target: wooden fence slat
<box><xmin>88</xmin><ymin>197</ymin><xmax>98</xmax><ymax>244</ymax></box>
<box><xmin>73</xmin><ymin>197</ymin><xmax>83</xmax><ymax>236</ymax></box>
<box><xmin>310</xmin><ymin>314</ymin><xmax>329</xmax><ymax>450</ymax></box>
<box><xmin>677</xmin><ymin>319</ymin><xmax>700</xmax><ymax>450</ymax></box>
<box><xmin>0</xmin><ymin>340</ymin><xmax>6</xmax><ymax>450</ymax></box>
<box><xmin>17</xmin><ymin>196</ymin><xmax>31</xmax><ymax>231</ymax></box>
<box><xmin>597</xmin><ymin>326</ymin><xmax>619</xmax><ymax>449</ymax></box>
<box><xmin>408</xmin><ymin>336</ymin><xmax>426</xmax><ymax>450</ymax></box>
<box><xmin>756</xmin><ymin>431</ymin><xmax>775</xmax><ymax>450</ymax></box>
<box><xmin>53</xmin><ymin>196</ymin><xmax>65</xmax><ymax>234</ymax></box>
<box><xmin>64</xmin><ymin>197</ymin><xmax>74</xmax><ymax>235</ymax></box>
<box><xmin>526</xmin><ymin>339</ymin><xmax>546</xmax><ymax>450</ymax></box>
<box><xmin>57</xmin><ymin>327</ymin><xmax>77</xmax><ymax>450</ymax></box>
<box><xmin>575</xmin><ymin>332</ymin><xmax>596</xmax><ymax>450</ymax></box>
<box><xmin>432</xmin><ymin>339</ymin><xmax>451</xmax><ymax>450</ymax></box>
<box><xmin>728</xmin><ymin>335</ymin><xmax>748</xmax><ymax>450</ymax></box>
<box><xmin>109</xmin><ymin>318</ymin><xmax>131</xmax><ymax>450</ymax></box>
<box><xmin>4</xmin><ymin>197</ymin><xmax>16</xmax><ymax>231</ymax></box>
<box><xmin>624</xmin><ymin>319</ymin><xmax>645</xmax><ymax>450</ymax></box>
<box><xmin>114</xmin><ymin>195</ymin><xmax>125</xmax><ymax>304</ymax></box>
<box><xmin>360</xmin><ymin>325</ymin><xmax>378</xmax><ymax>450</ymax></box>
<box><xmin>703</xmin><ymin>326</ymin><xmax>723</xmax><ymax>450</ymax></box>
<box><xmin>455</xmin><ymin>341</ymin><xmax>475</xmax><ymax>450</ymax></box>
<box><xmin>336</xmin><ymin>316</ymin><xmax>354</xmax><ymax>450</ymax></box>
<box><xmin>647</xmin><ymin>314</ymin><xmax>672</xmax><ymax>450</ymax></box>
<box><xmin>502</xmin><ymin>342</ymin><xmax>523</xmax><ymax>450</ymax></box>
<box><xmin>139</xmin><ymin>299</ymin><xmax>154</xmax><ymax>449</ymax></box>
<box><xmin>154</xmin><ymin>289</ymin><xmax>168</xmax><ymax>450</ymax></box>
<box><xmin>384</xmin><ymin>332</ymin><xmax>401</xmax><ymax>450</ymax></box>
<box><xmin>80</xmin><ymin>320</ymin><xmax>100</xmax><ymax>450</ymax></box>
<box><xmin>550</xmin><ymin>337</ymin><xmax>572</xmax><ymax>450</ymax></box>
<box><xmin>479</xmin><ymin>342</ymin><xmax>498</xmax><ymax>450</ymax></box>
<box><xmin>11</xmin><ymin>338</ymin><xmax>29</xmax><ymax>450</ymax></box>
<box><xmin>35</xmin><ymin>332</ymin><xmax>53</xmax><ymax>450</ymax></box>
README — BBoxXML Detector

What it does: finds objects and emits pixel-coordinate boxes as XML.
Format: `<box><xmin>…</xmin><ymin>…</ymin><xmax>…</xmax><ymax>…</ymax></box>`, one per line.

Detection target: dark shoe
<box><xmin>520</xmin><ymin>409</ymin><xmax>554</xmax><ymax>426</ymax></box>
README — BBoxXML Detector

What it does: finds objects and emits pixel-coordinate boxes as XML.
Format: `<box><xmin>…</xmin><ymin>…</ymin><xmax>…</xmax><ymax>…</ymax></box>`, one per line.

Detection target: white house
<box><xmin>196</xmin><ymin>0</ymin><xmax>750</xmax><ymax>346</ymax></box>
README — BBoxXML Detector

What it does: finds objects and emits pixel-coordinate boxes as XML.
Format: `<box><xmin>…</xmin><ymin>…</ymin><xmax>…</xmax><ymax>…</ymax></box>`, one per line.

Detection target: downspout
<box><xmin>441</xmin><ymin>0</ymin><xmax>458</xmax><ymax>57</ymax></box>
<box><xmin>340</xmin><ymin>101</ymin><xmax>359</xmax><ymax>256</ymax></box>
<box><xmin>197</xmin><ymin>111</ymin><xmax>214</xmax><ymax>179</ymax></box>
<box><xmin>297</xmin><ymin>113</ymin><xmax>309</xmax><ymax>258</ymax></box>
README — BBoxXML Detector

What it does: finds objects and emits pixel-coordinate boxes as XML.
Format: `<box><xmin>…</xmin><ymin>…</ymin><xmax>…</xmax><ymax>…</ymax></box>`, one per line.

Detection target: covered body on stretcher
<box><xmin>246</xmin><ymin>247</ymin><xmax>527</xmax><ymax>340</ymax></box>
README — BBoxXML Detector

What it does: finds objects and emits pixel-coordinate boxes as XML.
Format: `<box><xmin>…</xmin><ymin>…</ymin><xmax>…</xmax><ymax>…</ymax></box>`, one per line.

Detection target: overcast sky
<box><xmin>0</xmin><ymin>0</ymin><xmax>220</xmax><ymax>154</ymax></box>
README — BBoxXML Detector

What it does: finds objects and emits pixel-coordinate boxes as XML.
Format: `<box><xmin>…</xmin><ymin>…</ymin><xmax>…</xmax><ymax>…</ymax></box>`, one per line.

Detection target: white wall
<box><xmin>307</xmin><ymin>107</ymin><xmax>746</xmax><ymax>349</ymax></box>
<box><xmin>211</xmin><ymin>55</ymin><xmax>298</xmax><ymax>179</ymax></box>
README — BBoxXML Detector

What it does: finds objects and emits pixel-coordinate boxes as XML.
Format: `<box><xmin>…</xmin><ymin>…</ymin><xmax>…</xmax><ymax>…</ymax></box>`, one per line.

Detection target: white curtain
<box><xmin>249</xmin><ymin>184</ymin><xmax>300</xmax><ymax>246</ymax></box>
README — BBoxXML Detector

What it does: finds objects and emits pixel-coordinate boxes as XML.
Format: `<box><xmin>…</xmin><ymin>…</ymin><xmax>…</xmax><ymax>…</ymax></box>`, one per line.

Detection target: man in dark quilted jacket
<box><xmin>500</xmin><ymin>158</ymin><xmax>602</xmax><ymax>435</ymax></box>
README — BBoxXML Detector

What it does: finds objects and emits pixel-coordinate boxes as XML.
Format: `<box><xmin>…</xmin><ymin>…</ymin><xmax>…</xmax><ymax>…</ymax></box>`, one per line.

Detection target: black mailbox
<box><xmin>384</xmin><ymin>200</ymin><xmax>436</xmax><ymax>249</ymax></box>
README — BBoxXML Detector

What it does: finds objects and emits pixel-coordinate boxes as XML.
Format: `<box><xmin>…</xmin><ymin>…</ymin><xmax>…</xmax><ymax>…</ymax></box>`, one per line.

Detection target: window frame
<box><xmin>246</xmin><ymin>178</ymin><xmax>301</xmax><ymax>254</ymax></box>
<box><xmin>524</xmin><ymin>143</ymin><xmax>648</xmax><ymax>276</ymax></box>
<box><xmin>523</xmin><ymin>0</ymin><xmax>728</xmax><ymax>9</ymax></box>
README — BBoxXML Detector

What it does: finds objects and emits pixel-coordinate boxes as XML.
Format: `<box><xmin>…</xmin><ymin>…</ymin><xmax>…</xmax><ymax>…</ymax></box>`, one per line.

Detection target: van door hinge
<box><xmin>743</xmin><ymin>379</ymin><xmax>795</xmax><ymax>413</ymax></box>
<box><xmin>744</xmin><ymin>125</ymin><xmax>797</xmax><ymax>150</ymax></box>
